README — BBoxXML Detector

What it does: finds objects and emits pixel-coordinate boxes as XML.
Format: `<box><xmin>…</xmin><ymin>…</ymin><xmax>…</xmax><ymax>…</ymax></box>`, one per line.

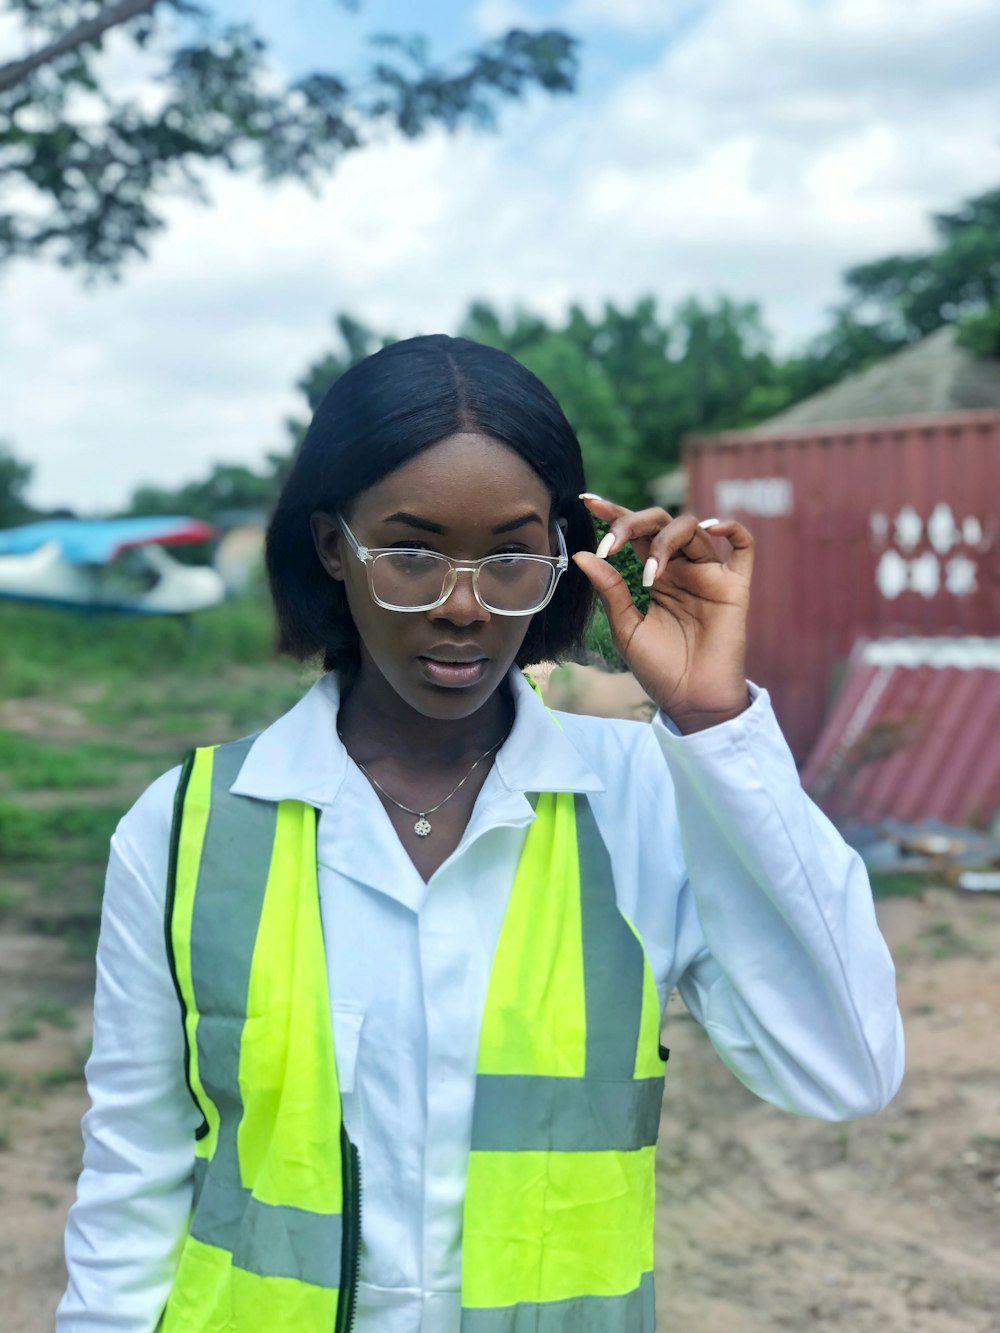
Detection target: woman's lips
<box><xmin>418</xmin><ymin>657</ymin><xmax>488</xmax><ymax>688</ymax></box>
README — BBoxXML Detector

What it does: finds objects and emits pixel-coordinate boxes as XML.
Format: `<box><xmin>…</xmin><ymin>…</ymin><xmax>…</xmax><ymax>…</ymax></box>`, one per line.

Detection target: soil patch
<box><xmin>1</xmin><ymin>895</ymin><xmax>997</xmax><ymax>1331</ymax></box>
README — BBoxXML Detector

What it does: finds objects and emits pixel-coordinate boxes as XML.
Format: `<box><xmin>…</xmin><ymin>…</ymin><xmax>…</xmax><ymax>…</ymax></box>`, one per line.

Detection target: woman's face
<box><xmin>312</xmin><ymin>432</ymin><xmax>559</xmax><ymax>720</ymax></box>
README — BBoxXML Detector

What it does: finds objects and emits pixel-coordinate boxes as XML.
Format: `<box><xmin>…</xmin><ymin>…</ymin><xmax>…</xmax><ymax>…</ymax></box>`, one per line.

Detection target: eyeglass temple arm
<box><xmin>337</xmin><ymin>516</ymin><xmax>370</xmax><ymax>560</ymax></box>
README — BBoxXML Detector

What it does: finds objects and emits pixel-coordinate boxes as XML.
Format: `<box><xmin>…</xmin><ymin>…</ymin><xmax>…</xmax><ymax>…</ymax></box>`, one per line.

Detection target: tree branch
<box><xmin>0</xmin><ymin>0</ymin><xmax>163</xmax><ymax>95</ymax></box>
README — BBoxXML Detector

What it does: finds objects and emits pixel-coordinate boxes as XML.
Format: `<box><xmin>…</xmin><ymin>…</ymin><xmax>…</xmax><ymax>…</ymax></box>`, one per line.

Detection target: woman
<box><xmin>58</xmin><ymin>335</ymin><xmax>903</xmax><ymax>1332</ymax></box>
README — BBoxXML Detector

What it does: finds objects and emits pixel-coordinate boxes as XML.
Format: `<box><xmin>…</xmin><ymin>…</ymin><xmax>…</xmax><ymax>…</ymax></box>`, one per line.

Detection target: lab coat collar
<box><xmin>229</xmin><ymin>667</ymin><xmax>605</xmax><ymax>807</ymax></box>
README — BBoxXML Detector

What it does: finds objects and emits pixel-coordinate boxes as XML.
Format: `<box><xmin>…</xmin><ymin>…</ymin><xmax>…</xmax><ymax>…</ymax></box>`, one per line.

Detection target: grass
<box><xmin>868</xmin><ymin>871</ymin><xmax>933</xmax><ymax>899</ymax></box>
<box><xmin>5</xmin><ymin>999</ymin><xmax>75</xmax><ymax>1042</ymax></box>
<box><xmin>5</xmin><ymin>1012</ymin><xmax>40</xmax><ymax>1042</ymax></box>
<box><xmin>37</xmin><ymin>1060</ymin><xmax>86</xmax><ymax>1088</ymax></box>
<box><xmin>0</xmin><ymin>594</ymin><xmax>311</xmax><ymax>962</ymax></box>
<box><xmin>916</xmin><ymin>921</ymin><xmax>979</xmax><ymax>960</ymax></box>
<box><xmin>0</xmin><ymin>802</ymin><xmax>120</xmax><ymax>864</ymax></box>
<box><xmin>84</xmin><ymin>673</ymin><xmax>306</xmax><ymax>734</ymax></box>
<box><xmin>0</xmin><ymin>804</ymin><xmax>122</xmax><ymax>957</ymax></box>
<box><xmin>0</xmin><ymin>595</ymin><xmax>286</xmax><ymax>698</ymax></box>
<box><xmin>0</xmin><ymin>731</ymin><xmax>135</xmax><ymax>791</ymax></box>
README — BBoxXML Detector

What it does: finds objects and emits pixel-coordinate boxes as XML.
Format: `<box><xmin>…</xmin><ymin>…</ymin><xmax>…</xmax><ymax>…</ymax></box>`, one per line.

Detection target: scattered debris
<box><xmin>845</xmin><ymin>818</ymin><xmax>1000</xmax><ymax>890</ymax></box>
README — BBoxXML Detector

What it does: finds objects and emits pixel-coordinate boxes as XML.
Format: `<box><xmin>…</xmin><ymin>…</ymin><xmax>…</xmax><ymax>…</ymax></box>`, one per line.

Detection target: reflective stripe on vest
<box><xmin>161</xmin><ymin>738</ymin><xmax>350</xmax><ymax>1332</ymax></box>
<box><xmin>462</xmin><ymin>791</ymin><xmax>664</xmax><ymax>1330</ymax></box>
<box><xmin>162</xmin><ymin>736</ymin><xmax>666</xmax><ymax>1332</ymax></box>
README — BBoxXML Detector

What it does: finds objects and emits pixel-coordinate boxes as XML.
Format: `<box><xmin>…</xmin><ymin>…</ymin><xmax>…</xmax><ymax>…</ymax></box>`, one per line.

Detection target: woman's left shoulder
<box><xmin>551</xmin><ymin>708</ymin><xmax>666</xmax><ymax>779</ymax></box>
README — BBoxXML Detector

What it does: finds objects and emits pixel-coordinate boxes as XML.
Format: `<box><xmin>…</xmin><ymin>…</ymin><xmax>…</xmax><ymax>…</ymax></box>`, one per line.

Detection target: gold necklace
<box><xmin>339</xmin><ymin>729</ymin><xmax>509</xmax><ymax>837</ymax></box>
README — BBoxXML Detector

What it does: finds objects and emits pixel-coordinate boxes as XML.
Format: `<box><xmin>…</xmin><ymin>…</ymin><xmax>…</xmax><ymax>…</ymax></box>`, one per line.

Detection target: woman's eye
<box><xmin>382</xmin><ymin>549</ymin><xmax>442</xmax><ymax>576</ymax></box>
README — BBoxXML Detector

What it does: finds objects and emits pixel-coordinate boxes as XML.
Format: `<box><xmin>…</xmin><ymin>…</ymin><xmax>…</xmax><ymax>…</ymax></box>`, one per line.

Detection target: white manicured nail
<box><xmin>595</xmin><ymin>533</ymin><xmax>615</xmax><ymax>559</ymax></box>
<box><xmin>642</xmin><ymin>557</ymin><xmax>658</xmax><ymax>588</ymax></box>
<box><xmin>579</xmin><ymin>491</ymin><xmax>603</xmax><ymax>501</ymax></box>
<box><xmin>698</xmin><ymin>517</ymin><xmax>721</xmax><ymax>529</ymax></box>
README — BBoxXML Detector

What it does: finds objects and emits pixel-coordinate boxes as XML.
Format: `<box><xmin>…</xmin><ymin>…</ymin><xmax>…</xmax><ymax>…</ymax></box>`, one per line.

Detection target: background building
<box><xmin>683</xmin><ymin>328</ymin><xmax>1000</xmax><ymax>827</ymax></box>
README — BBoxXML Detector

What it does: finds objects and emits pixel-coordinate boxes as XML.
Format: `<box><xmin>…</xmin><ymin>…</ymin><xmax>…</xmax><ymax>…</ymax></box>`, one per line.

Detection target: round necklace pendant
<box><xmin>413</xmin><ymin>817</ymin><xmax>432</xmax><ymax>838</ymax></box>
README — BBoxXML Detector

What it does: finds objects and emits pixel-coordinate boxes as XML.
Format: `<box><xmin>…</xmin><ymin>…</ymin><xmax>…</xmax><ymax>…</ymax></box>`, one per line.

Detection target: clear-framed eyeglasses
<box><xmin>337</xmin><ymin>516</ymin><xmax>569</xmax><ymax>615</ymax></box>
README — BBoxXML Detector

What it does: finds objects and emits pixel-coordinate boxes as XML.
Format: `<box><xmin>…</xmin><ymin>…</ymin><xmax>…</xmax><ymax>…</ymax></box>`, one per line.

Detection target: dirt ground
<box><xmin>0</xmin><ymin>890</ymin><xmax>997</xmax><ymax>1331</ymax></box>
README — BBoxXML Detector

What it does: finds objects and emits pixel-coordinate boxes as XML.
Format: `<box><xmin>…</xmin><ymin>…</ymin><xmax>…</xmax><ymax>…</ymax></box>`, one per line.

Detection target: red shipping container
<box><xmin>684</xmin><ymin>410</ymin><xmax>1000</xmax><ymax>764</ymax></box>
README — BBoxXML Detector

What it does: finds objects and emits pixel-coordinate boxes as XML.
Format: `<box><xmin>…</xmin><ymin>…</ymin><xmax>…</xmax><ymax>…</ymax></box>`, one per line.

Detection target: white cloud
<box><xmin>561</xmin><ymin>0</ymin><xmax>705</xmax><ymax>34</ymax></box>
<box><xmin>3</xmin><ymin>0</ymin><xmax>1000</xmax><ymax>512</ymax></box>
<box><xmin>471</xmin><ymin>0</ymin><xmax>538</xmax><ymax>35</ymax></box>
<box><xmin>473</xmin><ymin>0</ymin><xmax>704</xmax><ymax>36</ymax></box>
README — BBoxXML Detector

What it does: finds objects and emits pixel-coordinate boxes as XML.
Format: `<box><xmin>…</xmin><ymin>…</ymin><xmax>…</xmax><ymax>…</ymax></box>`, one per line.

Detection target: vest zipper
<box><xmin>335</xmin><ymin>1124</ymin><xmax>362</xmax><ymax>1333</ymax></box>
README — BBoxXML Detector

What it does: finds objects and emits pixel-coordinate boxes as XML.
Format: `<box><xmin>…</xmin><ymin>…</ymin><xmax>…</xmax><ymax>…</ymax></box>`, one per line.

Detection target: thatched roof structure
<box><xmin>762</xmin><ymin>326</ymin><xmax>1000</xmax><ymax>428</ymax></box>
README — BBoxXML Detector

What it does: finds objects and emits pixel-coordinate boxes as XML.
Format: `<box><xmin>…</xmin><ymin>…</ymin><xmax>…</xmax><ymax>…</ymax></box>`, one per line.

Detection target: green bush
<box><xmin>582</xmin><ymin>519</ymin><xmax>650</xmax><ymax>671</ymax></box>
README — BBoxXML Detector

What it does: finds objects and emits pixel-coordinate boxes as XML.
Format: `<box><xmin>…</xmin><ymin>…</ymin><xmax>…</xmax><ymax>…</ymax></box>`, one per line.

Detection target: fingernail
<box><xmin>698</xmin><ymin>517</ymin><xmax>721</xmax><ymax>529</ymax></box>
<box><xmin>579</xmin><ymin>492</ymin><xmax>603</xmax><ymax>501</ymax></box>
<box><xmin>642</xmin><ymin>557</ymin><xmax>658</xmax><ymax>588</ymax></box>
<box><xmin>595</xmin><ymin>533</ymin><xmax>615</xmax><ymax>559</ymax></box>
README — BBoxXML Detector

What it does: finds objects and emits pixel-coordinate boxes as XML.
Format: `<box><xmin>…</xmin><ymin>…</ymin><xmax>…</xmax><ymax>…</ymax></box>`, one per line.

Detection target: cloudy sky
<box><xmin>3</xmin><ymin>0</ymin><xmax>1000</xmax><ymax>512</ymax></box>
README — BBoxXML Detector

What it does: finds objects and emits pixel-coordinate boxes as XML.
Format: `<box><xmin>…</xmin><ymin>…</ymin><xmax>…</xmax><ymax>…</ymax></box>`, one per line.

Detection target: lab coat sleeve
<box><xmin>57</xmin><ymin>770</ymin><xmax>198</xmax><ymax>1332</ymax></box>
<box><xmin>653</xmin><ymin>685</ymin><xmax>905</xmax><ymax>1122</ymax></box>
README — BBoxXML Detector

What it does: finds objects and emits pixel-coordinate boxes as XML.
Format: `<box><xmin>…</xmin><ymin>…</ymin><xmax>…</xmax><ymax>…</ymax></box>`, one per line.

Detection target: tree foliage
<box><xmin>93</xmin><ymin>178</ymin><xmax>1000</xmax><ymax>523</ymax></box>
<box><xmin>821</xmin><ymin>185</ymin><xmax>1000</xmax><ymax>362</ymax></box>
<box><xmin>462</xmin><ymin>295</ymin><xmax>781</xmax><ymax>506</ymax></box>
<box><xmin>844</xmin><ymin>188</ymin><xmax>1000</xmax><ymax>336</ymax></box>
<box><xmin>0</xmin><ymin>441</ymin><xmax>37</xmax><ymax>526</ymax></box>
<box><xmin>0</xmin><ymin>0</ymin><xmax>577</xmax><ymax>275</ymax></box>
<box><xmin>283</xmin><ymin>312</ymin><xmax>393</xmax><ymax>459</ymax></box>
<box><xmin>126</xmin><ymin>459</ymin><xmax>283</xmax><ymax>521</ymax></box>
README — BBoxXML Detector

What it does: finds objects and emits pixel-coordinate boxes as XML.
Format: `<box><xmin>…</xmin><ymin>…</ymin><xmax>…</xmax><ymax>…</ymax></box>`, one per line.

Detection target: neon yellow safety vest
<box><xmin>161</xmin><ymin>731</ymin><xmax>667</xmax><ymax>1332</ymax></box>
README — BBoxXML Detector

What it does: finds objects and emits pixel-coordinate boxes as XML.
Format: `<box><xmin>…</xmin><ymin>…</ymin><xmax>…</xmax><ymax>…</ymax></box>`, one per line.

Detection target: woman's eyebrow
<box><xmin>382</xmin><ymin>511</ymin><xmax>446</xmax><ymax>534</ymax></box>
<box><xmin>381</xmin><ymin>511</ymin><xmax>545</xmax><ymax>535</ymax></box>
<box><xmin>491</xmin><ymin>512</ymin><xmax>545</xmax><ymax>534</ymax></box>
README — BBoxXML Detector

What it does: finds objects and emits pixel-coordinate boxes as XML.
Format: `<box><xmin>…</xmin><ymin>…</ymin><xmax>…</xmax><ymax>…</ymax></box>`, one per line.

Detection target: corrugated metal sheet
<box><xmin>685</xmin><ymin>410</ymin><xmax>1000</xmax><ymax>761</ymax></box>
<box><xmin>800</xmin><ymin>638</ymin><xmax>1000</xmax><ymax>827</ymax></box>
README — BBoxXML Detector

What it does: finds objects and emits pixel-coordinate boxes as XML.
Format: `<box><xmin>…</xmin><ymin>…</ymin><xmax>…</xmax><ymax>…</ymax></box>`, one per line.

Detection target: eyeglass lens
<box><xmin>371</xmin><ymin>551</ymin><xmax>556</xmax><ymax>612</ymax></box>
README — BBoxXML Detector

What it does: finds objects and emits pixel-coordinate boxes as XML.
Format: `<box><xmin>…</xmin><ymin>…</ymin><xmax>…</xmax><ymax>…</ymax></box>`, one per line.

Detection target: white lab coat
<box><xmin>58</xmin><ymin>669</ymin><xmax>904</xmax><ymax>1332</ymax></box>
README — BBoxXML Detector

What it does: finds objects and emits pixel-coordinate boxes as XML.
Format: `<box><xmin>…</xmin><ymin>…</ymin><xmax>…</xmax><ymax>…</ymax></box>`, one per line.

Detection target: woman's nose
<box><xmin>428</xmin><ymin>568</ymin><xmax>490</xmax><ymax>626</ymax></box>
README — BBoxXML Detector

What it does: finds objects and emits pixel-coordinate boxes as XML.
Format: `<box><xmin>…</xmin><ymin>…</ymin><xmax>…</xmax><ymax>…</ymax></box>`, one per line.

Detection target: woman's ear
<box><xmin>310</xmin><ymin>512</ymin><xmax>346</xmax><ymax>582</ymax></box>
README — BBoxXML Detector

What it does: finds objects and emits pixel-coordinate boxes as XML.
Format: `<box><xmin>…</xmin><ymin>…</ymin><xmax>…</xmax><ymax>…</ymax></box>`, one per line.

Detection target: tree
<box><xmin>0</xmin><ymin>441</ymin><xmax>37</xmax><ymax>527</ymax></box>
<box><xmin>461</xmin><ymin>301</ymin><xmax>644</xmax><ymax>505</ymax></box>
<box><xmin>0</xmin><ymin>1</ymin><xmax>577</xmax><ymax>276</ymax></box>
<box><xmin>750</xmin><ymin>310</ymin><xmax>908</xmax><ymax>417</ymax></box>
<box><xmin>843</xmin><ymin>187</ymin><xmax>1000</xmax><ymax>338</ymax></box>
<box><xmin>792</xmin><ymin>184</ymin><xmax>1000</xmax><ymax>373</ymax></box>
<box><xmin>560</xmin><ymin>296</ymin><xmax>782</xmax><ymax>494</ymax></box>
<box><xmin>282</xmin><ymin>312</ymin><xmax>394</xmax><ymax>461</ymax></box>
<box><xmin>127</xmin><ymin>459</ymin><xmax>282</xmax><ymax>520</ymax></box>
<box><xmin>459</xmin><ymin>296</ymin><xmax>791</xmax><ymax>503</ymax></box>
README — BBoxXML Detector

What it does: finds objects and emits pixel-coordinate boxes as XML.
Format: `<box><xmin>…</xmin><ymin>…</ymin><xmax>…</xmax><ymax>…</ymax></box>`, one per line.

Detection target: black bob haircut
<box><xmin>266</xmin><ymin>333</ymin><xmax>597</xmax><ymax>674</ymax></box>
